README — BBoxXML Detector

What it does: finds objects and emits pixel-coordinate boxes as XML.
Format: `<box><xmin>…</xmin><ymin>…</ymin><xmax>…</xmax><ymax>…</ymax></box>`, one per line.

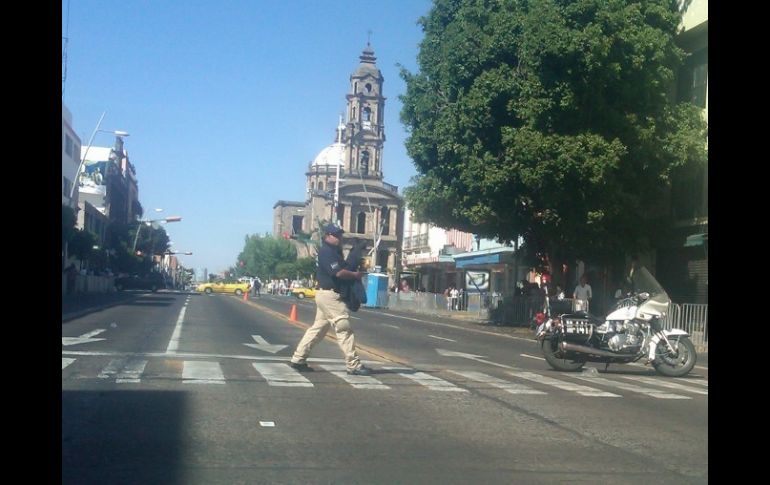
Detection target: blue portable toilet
<box><xmin>364</xmin><ymin>273</ymin><xmax>389</xmax><ymax>308</ymax></box>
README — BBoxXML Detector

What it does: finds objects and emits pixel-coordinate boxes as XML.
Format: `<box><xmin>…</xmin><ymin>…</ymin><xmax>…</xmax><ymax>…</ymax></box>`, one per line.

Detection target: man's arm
<box><xmin>335</xmin><ymin>268</ymin><xmax>363</xmax><ymax>280</ymax></box>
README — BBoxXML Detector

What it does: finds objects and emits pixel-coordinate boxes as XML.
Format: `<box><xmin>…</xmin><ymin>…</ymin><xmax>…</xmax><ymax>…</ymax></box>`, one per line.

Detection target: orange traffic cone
<box><xmin>243</xmin><ymin>291</ymin><xmax>249</xmax><ymax>301</ymax></box>
<box><xmin>289</xmin><ymin>304</ymin><xmax>298</xmax><ymax>321</ymax></box>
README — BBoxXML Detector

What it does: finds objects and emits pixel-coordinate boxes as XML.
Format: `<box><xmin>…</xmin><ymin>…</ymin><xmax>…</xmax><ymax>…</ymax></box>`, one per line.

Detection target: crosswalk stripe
<box><xmin>508</xmin><ymin>371</ymin><xmax>620</xmax><ymax>397</ymax></box>
<box><xmin>571</xmin><ymin>375</ymin><xmax>690</xmax><ymax>399</ymax></box>
<box><xmin>320</xmin><ymin>364</ymin><xmax>390</xmax><ymax>389</ymax></box>
<box><xmin>382</xmin><ymin>367</ymin><xmax>467</xmax><ymax>392</ymax></box>
<box><xmin>116</xmin><ymin>360</ymin><xmax>148</xmax><ymax>383</ymax></box>
<box><xmin>618</xmin><ymin>375</ymin><xmax>708</xmax><ymax>395</ymax></box>
<box><xmin>98</xmin><ymin>358</ymin><xmax>128</xmax><ymax>379</ymax></box>
<box><xmin>674</xmin><ymin>377</ymin><xmax>708</xmax><ymax>387</ymax></box>
<box><xmin>449</xmin><ymin>370</ymin><xmax>546</xmax><ymax>395</ymax></box>
<box><xmin>252</xmin><ymin>363</ymin><xmax>313</xmax><ymax>387</ymax></box>
<box><xmin>183</xmin><ymin>361</ymin><xmax>225</xmax><ymax>384</ymax></box>
<box><xmin>62</xmin><ymin>358</ymin><xmax>76</xmax><ymax>370</ymax></box>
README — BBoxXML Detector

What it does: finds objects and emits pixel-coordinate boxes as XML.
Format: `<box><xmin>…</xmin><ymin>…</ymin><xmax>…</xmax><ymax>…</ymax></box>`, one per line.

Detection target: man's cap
<box><xmin>323</xmin><ymin>223</ymin><xmax>344</xmax><ymax>237</ymax></box>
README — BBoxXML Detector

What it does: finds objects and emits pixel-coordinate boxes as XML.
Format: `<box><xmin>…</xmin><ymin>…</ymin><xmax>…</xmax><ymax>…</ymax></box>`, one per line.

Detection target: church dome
<box><xmin>312</xmin><ymin>142</ymin><xmax>345</xmax><ymax>167</ymax></box>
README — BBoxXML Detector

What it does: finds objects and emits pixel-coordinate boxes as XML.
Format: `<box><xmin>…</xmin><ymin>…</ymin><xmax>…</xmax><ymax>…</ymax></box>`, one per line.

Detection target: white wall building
<box><xmin>61</xmin><ymin>102</ymin><xmax>81</xmax><ymax>209</ymax></box>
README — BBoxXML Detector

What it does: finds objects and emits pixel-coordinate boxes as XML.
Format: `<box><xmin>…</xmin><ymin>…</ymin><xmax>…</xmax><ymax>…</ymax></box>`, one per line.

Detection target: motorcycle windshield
<box><xmin>631</xmin><ymin>266</ymin><xmax>671</xmax><ymax>312</ymax></box>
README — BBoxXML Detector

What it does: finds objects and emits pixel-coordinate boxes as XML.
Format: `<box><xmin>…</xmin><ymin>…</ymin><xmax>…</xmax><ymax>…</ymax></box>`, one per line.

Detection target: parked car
<box><xmin>290</xmin><ymin>287</ymin><xmax>316</xmax><ymax>299</ymax></box>
<box><xmin>196</xmin><ymin>280</ymin><xmax>251</xmax><ymax>296</ymax></box>
<box><xmin>115</xmin><ymin>273</ymin><xmax>165</xmax><ymax>292</ymax></box>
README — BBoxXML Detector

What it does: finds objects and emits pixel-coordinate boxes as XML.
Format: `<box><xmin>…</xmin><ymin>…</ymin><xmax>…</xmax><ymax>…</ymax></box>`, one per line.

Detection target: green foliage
<box><xmin>68</xmin><ymin>229</ymin><xmax>95</xmax><ymax>263</ymax></box>
<box><xmin>237</xmin><ymin>234</ymin><xmax>299</xmax><ymax>279</ymax></box>
<box><xmin>62</xmin><ymin>205</ymin><xmax>77</xmax><ymax>245</ymax></box>
<box><xmin>400</xmin><ymin>0</ymin><xmax>708</xmax><ymax>272</ymax></box>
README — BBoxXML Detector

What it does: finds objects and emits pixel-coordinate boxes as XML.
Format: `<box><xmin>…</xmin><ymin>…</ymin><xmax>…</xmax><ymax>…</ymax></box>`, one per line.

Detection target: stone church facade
<box><xmin>273</xmin><ymin>44</ymin><xmax>404</xmax><ymax>278</ymax></box>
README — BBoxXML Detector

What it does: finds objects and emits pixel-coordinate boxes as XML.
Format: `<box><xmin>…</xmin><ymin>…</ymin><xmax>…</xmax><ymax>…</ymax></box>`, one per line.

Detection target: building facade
<box><xmin>655</xmin><ymin>0</ymin><xmax>708</xmax><ymax>304</ymax></box>
<box><xmin>274</xmin><ymin>44</ymin><xmax>404</xmax><ymax>280</ymax></box>
<box><xmin>62</xmin><ymin>102</ymin><xmax>81</xmax><ymax>209</ymax></box>
<box><xmin>79</xmin><ymin>135</ymin><xmax>140</xmax><ymax>226</ymax></box>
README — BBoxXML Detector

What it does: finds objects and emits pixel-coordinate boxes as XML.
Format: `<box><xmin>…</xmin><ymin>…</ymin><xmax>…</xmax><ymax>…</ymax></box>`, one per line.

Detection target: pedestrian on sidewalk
<box><xmin>288</xmin><ymin>224</ymin><xmax>371</xmax><ymax>376</ymax></box>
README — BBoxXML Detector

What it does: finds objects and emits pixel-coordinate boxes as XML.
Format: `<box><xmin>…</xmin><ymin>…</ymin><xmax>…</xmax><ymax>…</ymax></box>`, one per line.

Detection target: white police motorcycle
<box><xmin>535</xmin><ymin>266</ymin><xmax>697</xmax><ymax>377</ymax></box>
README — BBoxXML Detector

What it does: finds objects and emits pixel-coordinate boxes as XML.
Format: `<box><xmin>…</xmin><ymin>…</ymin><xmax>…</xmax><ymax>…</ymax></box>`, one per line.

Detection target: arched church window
<box><xmin>336</xmin><ymin>204</ymin><xmax>345</xmax><ymax>225</ymax></box>
<box><xmin>357</xmin><ymin>212</ymin><xmax>366</xmax><ymax>234</ymax></box>
<box><xmin>363</xmin><ymin>107</ymin><xmax>371</xmax><ymax>122</ymax></box>
<box><xmin>365</xmin><ymin>83</ymin><xmax>372</xmax><ymax>94</ymax></box>
<box><xmin>380</xmin><ymin>206</ymin><xmax>390</xmax><ymax>235</ymax></box>
<box><xmin>318</xmin><ymin>181</ymin><xmax>324</xmax><ymax>191</ymax></box>
<box><xmin>360</xmin><ymin>151</ymin><xmax>369</xmax><ymax>173</ymax></box>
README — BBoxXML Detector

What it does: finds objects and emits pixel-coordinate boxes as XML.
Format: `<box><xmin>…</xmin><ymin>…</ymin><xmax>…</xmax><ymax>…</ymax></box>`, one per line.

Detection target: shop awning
<box><xmin>684</xmin><ymin>233</ymin><xmax>708</xmax><ymax>247</ymax></box>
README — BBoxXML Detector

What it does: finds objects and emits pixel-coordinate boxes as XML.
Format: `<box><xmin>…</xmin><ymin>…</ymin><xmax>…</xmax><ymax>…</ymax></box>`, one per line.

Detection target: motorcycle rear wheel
<box><xmin>541</xmin><ymin>337</ymin><xmax>585</xmax><ymax>372</ymax></box>
<box><xmin>652</xmin><ymin>336</ymin><xmax>697</xmax><ymax>377</ymax></box>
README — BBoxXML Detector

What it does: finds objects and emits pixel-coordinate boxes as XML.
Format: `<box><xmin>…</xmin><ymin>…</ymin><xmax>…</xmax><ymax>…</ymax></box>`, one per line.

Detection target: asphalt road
<box><xmin>62</xmin><ymin>291</ymin><xmax>708</xmax><ymax>484</ymax></box>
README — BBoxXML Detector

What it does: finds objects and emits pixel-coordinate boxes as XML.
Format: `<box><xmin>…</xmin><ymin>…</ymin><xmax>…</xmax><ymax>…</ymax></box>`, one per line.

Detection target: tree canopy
<box><xmin>237</xmin><ymin>234</ymin><xmax>307</xmax><ymax>280</ymax></box>
<box><xmin>400</xmin><ymin>0</ymin><xmax>707</xmax><ymax>276</ymax></box>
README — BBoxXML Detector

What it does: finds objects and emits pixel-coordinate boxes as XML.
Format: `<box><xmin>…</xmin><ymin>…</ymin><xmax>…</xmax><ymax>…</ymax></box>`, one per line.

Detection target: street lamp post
<box><xmin>132</xmin><ymin>216</ymin><xmax>182</xmax><ymax>253</ymax></box>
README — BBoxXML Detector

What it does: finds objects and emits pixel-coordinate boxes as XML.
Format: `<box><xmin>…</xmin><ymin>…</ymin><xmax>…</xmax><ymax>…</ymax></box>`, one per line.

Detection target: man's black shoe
<box><xmin>346</xmin><ymin>365</ymin><xmax>372</xmax><ymax>376</ymax></box>
<box><xmin>288</xmin><ymin>361</ymin><xmax>314</xmax><ymax>372</ymax></box>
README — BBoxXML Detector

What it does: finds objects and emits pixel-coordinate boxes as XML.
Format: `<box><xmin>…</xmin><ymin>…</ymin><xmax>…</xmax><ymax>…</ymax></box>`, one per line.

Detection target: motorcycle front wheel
<box><xmin>652</xmin><ymin>336</ymin><xmax>697</xmax><ymax>377</ymax></box>
<box><xmin>541</xmin><ymin>337</ymin><xmax>585</xmax><ymax>372</ymax></box>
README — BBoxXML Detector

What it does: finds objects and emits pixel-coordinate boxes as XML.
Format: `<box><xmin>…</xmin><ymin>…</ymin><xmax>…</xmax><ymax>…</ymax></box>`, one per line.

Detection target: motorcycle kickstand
<box><xmin>604</xmin><ymin>363</ymin><xmax>610</xmax><ymax>372</ymax></box>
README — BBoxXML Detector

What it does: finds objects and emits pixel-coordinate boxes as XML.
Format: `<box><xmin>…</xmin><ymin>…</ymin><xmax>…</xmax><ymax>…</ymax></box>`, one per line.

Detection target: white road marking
<box><xmin>61</xmin><ymin>349</ymin><xmax>346</xmax><ymax>363</ymax></box>
<box><xmin>571</xmin><ymin>375</ymin><xmax>690</xmax><ymax>399</ymax></box>
<box><xmin>382</xmin><ymin>324</ymin><xmax>400</xmax><ymax>329</ymax></box>
<box><xmin>382</xmin><ymin>367</ymin><xmax>467</xmax><ymax>392</ymax></box>
<box><xmin>116</xmin><ymin>359</ymin><xmax>148</xmax><ymax>383</ymax></box>
<box><xmin>520</xmin><ymin>353</ymin><xmax>545</xmax><ymax>361</ymax></box>
<box><xmin>166</xmin><ymin>302</ymin><xmax>188</xmax><ymax>354</ymax></box>
<box><xmin>674</xmin><ymin>377</ymin><xmax>708</xmax><ymax>387</ymax></box>
<box><xmin>98</xmin><ymin>358</ymin><xmax>128</xmax><ymax>379</ymax></box>
<box><xmin>259</xmin><ymin>421</ymin><xmax>275</xmax><ymax>427</ymax></box>
<box><xmin>428</xmin><ymin>335</ymin><xmax>456</xmax><ymax>342</ymax></box>
<box><xmin>62</xmin><ymin>358</ymin><xmax>76</xmax><ymax>370</ymax></box>
<box><xmin>62</xmin><ymin>329</ymin><xmax>107</xmax><ymax>346</ymax></box>
<box><xmin>80</xmin><ymin>329</ymin><xmax>107</xmax><ymax>339</ymax></box>
<box><xmin>243</xmin><ymin>335</ymin><xmax>288</xmax><ymax>354</ymax></box>
<box><xmin>183</xmin><ymin>361</ymin><xmax>225</xmax><ymax>384</ymax></box>
<box><xmin>320</xmin><ymin>364</ymin><xmax>390</xmax><ymax>389</ymax></box>
<box><xmin>508</xmin><ymin>371</ymin><xmax>620</xmax><ymax>397</ymax></box>
<box><xmin>252</xmin><ymin>363</ymin><xmax>313</xmax><ymax>387</ymax></box>
<box><xmin>449</xmin><ymin>370</ymin><xmax>546</xmax><ymax>395</ymax></box>
<box><xmin>617</xmin><ymin>375</ymin><xmax>708</xmax><ymax>395</ymax></box>
<box><xmin>371</xmin><ymin>311</ymin><xmax>534</xmax><ymax>342</ymax></box>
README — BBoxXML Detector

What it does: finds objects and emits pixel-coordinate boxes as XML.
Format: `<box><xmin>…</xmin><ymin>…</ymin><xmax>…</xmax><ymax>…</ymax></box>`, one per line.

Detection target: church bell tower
<box><xmin>343</xmin><ymin>43</ymin><xmax>386</xmax><ymax>181</ymax></box>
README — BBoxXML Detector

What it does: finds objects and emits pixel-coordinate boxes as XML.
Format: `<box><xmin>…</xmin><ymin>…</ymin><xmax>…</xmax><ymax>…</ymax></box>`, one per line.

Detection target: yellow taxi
<box><xmin>290</xmin><ymin>287</ymin><xmax>316</xmax><ymax>299</ymax></box>
<box><xmin>196</xmin><ymin>280</ymin><xmax>251</xmax><ymax>296</ymax></box>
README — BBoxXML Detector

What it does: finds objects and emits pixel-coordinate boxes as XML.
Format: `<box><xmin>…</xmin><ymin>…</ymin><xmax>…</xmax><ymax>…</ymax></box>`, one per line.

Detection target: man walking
<box><xmin>288</xmin><ymin>224</ymin><xmax>371</xmax><ymax>376</ymax></box>
<box><xmin>573</xmin><ymin>274</ymin><xmax>592</xmax><ymax>312</ymax></box>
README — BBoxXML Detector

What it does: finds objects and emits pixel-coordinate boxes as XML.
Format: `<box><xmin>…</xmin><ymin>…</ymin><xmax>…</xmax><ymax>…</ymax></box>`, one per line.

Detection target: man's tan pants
<box><xmin>290</xmin><ymin>289</ymin><xmax>361</xmax><ymax>370</ymax></box>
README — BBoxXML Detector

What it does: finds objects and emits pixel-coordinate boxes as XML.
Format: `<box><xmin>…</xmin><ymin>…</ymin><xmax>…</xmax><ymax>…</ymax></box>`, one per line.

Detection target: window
<box><xmin>357</xmin><ymin>212</ymin><xmax>366</xmax><ymax>234</ymax></box>
<box><xmin>678</xmin><ymin>49</ymin><xmax>707</xmax><ymax>109</ymax></box>
<box><xmin>62</xmin><ymin>176</ymin><xmax>72</xmax><ymax>197</ymax></box>
<box><xmin>360</xmin><ymin>151</ymin><xmax>369</xmax><ymax>173</ymax></box>
<box><xmin>363</xmin><ymin>107</ymin><xmax>371</xmax><ymax>122</ymax></box>
<box><xmin>65</xmin><ymin>135</ymin><xmax>73</xmax><ymax>157</ymax></box>
<box><xmin>380</xmin><ymin>206</ymin><xmax>390</xmax><ymax>235</ymax></box>
<box><xmin>336</xmin><ymin>204</ymin><xmax>345</xmax><ymax>225</ymax></box>
<box><xmin>292</xmin><ymin>215</ymin><xmax>304</xmax><ymax>235</ymax></box>
<box><xmin>365</xmin><ymin>83</ymin><xmax>372</xmax><ymax>94</ymax></box>
<box><xmin>318</xmin><ymin>181</ymin><xmax>324</xmax><ymax>191</ymax></box>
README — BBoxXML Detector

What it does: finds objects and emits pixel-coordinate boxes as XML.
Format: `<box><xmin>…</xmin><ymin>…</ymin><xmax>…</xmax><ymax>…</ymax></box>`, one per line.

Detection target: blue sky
<box><xmin>63</xmin><ymin>0</ymin><xmax>432</xmax><ymax>275</ymax></box>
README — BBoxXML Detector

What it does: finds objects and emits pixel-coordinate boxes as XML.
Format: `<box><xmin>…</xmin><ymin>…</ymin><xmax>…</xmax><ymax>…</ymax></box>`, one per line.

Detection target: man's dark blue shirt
<box><xmin>316</xmin><ymin>241</ymin><xmax>344</xmax><ymax>290</ymax></box>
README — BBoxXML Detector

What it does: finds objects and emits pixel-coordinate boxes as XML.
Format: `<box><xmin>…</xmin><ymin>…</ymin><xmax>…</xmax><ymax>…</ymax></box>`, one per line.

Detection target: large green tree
<box><xmin>237</xmin><ymin>234</ymin><xmax>299</xmax><ymax>280</ymax></box>
<box><xmin>400</xmin><ymin>0</ymin><xmax>707</xmax><ymax>283</ymax></box>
